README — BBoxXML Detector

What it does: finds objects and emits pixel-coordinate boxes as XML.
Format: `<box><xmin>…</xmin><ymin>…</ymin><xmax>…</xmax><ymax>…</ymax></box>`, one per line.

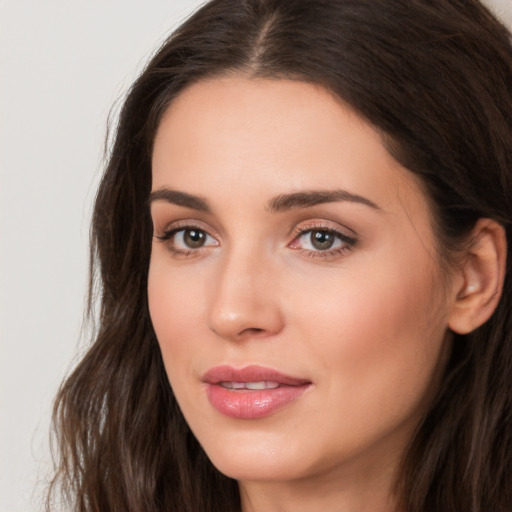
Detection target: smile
<box><xmin>219</xmin><ymin>381</ymin><xmax>280</xmax><ymax>390</ymax></box>
<box><xmin>203</xmin><ymin>365</ymin><xmax>311</xmax><ymax>419</ymax></box>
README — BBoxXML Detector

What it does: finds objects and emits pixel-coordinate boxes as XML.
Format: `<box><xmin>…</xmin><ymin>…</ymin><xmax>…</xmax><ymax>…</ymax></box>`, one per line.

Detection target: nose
<box><xmin>207</xmin><ymin>247</ymin><xmax>285</xmax><ymax>342</ymax></box>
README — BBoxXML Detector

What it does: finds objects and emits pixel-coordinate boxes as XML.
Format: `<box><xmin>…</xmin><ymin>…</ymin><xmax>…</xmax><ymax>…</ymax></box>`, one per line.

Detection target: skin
<box><xmin>148</xmin><ymin>76</ymin><xmax>460</xmax><ymax>512</ymax></box>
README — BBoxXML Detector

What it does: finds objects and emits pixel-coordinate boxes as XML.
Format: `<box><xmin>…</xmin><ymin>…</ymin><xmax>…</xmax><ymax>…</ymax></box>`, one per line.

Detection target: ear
<box><xmin>448</xmin><ymin>218</ymin><xmax>507</xmax><ymax>334</ymax></box>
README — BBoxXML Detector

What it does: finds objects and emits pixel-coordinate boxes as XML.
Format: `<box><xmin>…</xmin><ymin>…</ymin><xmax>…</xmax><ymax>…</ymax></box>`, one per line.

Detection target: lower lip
<box><xmin>206</xmin><ymin>383</ymin><xmax>310</xmax><ymax>419</ymax></box>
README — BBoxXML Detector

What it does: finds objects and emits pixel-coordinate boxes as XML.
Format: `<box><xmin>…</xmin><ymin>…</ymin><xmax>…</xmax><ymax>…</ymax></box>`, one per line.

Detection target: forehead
<box><xmin>152</xmin><ymin>76</ymin><xmax>431</xmax><ymax>222</ymax></box>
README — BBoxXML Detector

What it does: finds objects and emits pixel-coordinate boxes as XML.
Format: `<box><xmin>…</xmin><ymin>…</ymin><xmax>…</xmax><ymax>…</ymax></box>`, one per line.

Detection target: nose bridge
<box><xmin>207</xmin><ymin>241</ymin><xmax>283</xmax><ymax>340</ymax></box>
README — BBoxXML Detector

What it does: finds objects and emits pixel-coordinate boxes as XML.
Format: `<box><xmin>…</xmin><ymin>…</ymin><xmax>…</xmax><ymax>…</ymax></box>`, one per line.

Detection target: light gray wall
<box><xmin>0</xmin><ymin>2</ymin><xmax>205</xmax><ymax>511</ymax></box>
<box><xmin>1</xmin><ymin>1</ymin><xmax>510</xmax><ymax>511</ymax></box>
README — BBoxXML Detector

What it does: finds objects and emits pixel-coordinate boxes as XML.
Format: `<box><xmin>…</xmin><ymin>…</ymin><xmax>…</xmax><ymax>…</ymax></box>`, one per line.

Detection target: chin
<box><xmin>200</xmin><ymin>432</ymin><xmax>315</xmax><ymax>482</ymax></box>
<box><xmin>211</xmin><ymin>456</ymin><xmax>304</xmax><ymax>483</ymax></box>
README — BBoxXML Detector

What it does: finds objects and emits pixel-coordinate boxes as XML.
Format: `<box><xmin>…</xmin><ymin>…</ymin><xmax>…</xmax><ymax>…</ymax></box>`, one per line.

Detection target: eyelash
<box><xmin>154</xmin><ymin>221</ymin><xmax>219</xmax><ymax>259</ymax></box>
<box><xmin>289</xmin><ymin>222</ymin><xmax>357</xmax><ymax>260</ymax></box>
<box><xmin>154</xmin><ymin>221</ymin><xmax>357</xmax><ymax>261</ymax></box>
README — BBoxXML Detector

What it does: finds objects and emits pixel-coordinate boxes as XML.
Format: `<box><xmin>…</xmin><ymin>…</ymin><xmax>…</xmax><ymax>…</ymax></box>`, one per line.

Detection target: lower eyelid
<box><xmin>301</xmin><ymin>247</ymin><xmax>351</xmax><ymax>259</ymax></box>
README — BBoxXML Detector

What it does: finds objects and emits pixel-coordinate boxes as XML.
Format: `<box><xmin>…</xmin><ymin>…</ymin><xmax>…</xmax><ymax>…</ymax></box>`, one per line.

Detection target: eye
<box><xmin>289</xmin><ymin>226</ymin><xmax>357</xmax><ymax>259</ymax></box>
<box><xmin>173</xmin><ymin>228</ymin><xmax>216</xmax><ymax>249</ymax></box>
<box><xmin>299</xmin><ymin>230</ymin><xmax>343</xmax><ymax>251</ymax></box>
<box><xmin>155</xmin><ymin>225</ymin><xmax>219</xmax><ymax>256</ymax></box>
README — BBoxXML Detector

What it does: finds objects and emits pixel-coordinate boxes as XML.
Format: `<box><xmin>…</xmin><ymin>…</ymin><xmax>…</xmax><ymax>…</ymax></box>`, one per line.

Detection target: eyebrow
<box><xmin>266</xmin><ymin>189</ymin><xmax>381</xmax><ymax>212</ymax></box>
<box><xmin>149</xmin><ymin>188</ymin><xmax>212</xmax><ymax>213</ymax></box>
<box><xmin>149</xmin><ymin>187</ymin><xmax>380</xmax><ymax>213</ymax></box>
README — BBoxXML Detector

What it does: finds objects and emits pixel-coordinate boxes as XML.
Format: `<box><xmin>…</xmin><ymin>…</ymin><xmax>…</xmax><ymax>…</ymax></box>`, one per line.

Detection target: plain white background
<box><xmin>0</xmin><ymin>1</ymin><xmax>511</xmax><ymax>511</ymax></box>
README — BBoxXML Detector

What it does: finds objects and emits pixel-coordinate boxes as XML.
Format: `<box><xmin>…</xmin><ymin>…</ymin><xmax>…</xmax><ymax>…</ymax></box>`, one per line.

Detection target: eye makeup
<box><xmin>153</xmin><ymin>217</ymin><xmax>358</xmax><ymax>262</ymax></box>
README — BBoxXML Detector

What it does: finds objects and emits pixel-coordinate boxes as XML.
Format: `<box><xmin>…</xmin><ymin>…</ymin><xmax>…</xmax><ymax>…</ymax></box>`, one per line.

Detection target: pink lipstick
<box><xmin>203</xmin><ymin>365</ymin><xmax>311</xmax><ymax>419</ymax></box>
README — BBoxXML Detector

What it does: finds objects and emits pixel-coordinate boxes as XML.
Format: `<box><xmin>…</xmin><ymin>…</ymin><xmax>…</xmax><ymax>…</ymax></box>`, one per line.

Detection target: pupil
<box><xmin>184</xmin><ymin>229</ymin><xmax>205</xmax><ymax>248</ymax></box>
<box><xmin>311</xmin><ymin>230</ymin><xmax>334</xmax><ymax>250</ymax></box>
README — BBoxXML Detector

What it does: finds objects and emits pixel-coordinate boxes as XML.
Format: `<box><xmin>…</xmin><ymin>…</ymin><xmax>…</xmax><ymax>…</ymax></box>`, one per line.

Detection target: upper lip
<box><xmin>202</xmin><ymin>365</ymin><xmax>310</xmax><ymax>386</ymax></box>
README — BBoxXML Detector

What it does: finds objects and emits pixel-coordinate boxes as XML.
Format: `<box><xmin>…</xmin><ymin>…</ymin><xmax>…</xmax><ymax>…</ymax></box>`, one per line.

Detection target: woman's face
<box><xmin>148</xmin><ymin>77</ymin><xmax>454</xmax><ymax>487</ymax></box>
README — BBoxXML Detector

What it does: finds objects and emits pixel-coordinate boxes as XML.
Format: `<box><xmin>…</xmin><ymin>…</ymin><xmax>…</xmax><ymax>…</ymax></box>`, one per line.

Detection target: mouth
<box><xmin>202</xmin><ymin>365</ymin><xmax>312</xmax><ymax>419</ymax></box>
<box><xmin>219</xmin><ymin>381</ymin><xmax>281</xmax><ymax>390</ymax></box>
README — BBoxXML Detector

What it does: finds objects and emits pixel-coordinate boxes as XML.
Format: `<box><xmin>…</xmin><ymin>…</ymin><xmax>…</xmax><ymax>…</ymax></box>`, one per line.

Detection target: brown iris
<box><xmin>310</xmin><ymin>230</ymin><xmax>336</xmax><ymax>250</ymax></box>
<box><xmin>183</xmin><ymin>229</ymin><xmax>207</xmax><ymax>248</ymax></box>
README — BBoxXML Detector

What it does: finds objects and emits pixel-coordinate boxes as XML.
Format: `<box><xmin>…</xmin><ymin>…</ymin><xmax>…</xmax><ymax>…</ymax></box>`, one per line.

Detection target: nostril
<box><xmin>238</xmin><ymin>327</ymin><xmax>265</xmax><ymax>338</ymax></box>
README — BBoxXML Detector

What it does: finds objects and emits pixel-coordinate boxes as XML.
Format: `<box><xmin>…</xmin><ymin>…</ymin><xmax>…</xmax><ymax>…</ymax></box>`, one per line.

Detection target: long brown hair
<box><xmin>48</xmin><ymin>1</ymin><xmax>512</xmax><ymax>510</ymax></box>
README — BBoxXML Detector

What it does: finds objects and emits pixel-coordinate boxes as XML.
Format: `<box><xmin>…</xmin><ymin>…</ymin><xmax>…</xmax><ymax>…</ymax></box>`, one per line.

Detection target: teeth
<box><xmin>219</xmin><ymin>381</ymin><xmax>280</xmax><ymax>390</ymax></box>
<box><xmin>245</xmin><ymin>381</ymin><xmax>267</xmax><ymax>390</ymax></box>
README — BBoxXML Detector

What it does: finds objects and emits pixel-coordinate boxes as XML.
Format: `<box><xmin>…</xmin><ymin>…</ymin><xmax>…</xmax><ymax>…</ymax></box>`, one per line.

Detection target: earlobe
<box><xmin>448</xmin><ymin>219</ymin><xmax>507</xmax><ymax>334</ymax></box>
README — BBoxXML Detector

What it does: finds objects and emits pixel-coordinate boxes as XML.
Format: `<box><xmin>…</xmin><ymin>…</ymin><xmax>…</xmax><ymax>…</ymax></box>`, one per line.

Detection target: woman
<box><xmin>48</xmin><ymin>0</ymin><xmax>512</xmax><ymax>511</ymax></box>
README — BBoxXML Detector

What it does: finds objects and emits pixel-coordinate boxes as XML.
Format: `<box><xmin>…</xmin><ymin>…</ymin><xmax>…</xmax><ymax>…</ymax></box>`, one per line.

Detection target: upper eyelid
<box><xmin>290</xmin><ymin>219</ymin><xmax>358</xmax><ymax>238</ymax></box>
<box><xmin>156</xmin><ymin>219</ymin><xmax>219</xmax><ymax>237</ymax></box>
<box><xmin>292</xmin><ymin>227</ymin><xmax>357</xmax><ymax>247</ymax></box>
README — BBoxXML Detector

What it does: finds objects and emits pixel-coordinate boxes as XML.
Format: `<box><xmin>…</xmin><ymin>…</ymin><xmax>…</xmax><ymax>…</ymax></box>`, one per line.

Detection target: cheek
<box><xmin>147</xmin><ymin>258</ymin><xmax>206</xmax><ymax>381</ymax></box>
<box><xmin>298</xmin><ymin>252</ymin><xmax>449</xmax><ymax>428</ymax></box>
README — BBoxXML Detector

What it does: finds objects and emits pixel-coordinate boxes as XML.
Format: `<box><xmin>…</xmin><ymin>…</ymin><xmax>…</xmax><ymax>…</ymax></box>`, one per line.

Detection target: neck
<box><xmin>239</xmin><ymin>451</ymin><xmax>401</xmax><ymax>512</ymax></box>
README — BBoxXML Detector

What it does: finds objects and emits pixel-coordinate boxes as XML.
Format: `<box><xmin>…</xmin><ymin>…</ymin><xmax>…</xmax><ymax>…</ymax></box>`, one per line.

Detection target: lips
<box><xmin>203</xmin><ymin>365</ymin><xmax>311</xmax><ymax>419</ymax></box>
